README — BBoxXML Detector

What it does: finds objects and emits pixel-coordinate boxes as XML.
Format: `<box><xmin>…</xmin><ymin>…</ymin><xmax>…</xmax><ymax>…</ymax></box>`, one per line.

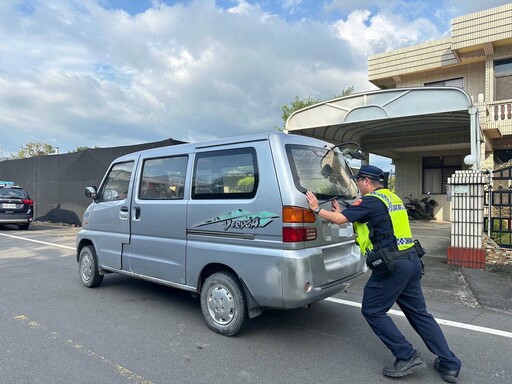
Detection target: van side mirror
<box><xmin>347</xmin><ymin>150</ymin><xmax>366</xmax><ymax>160</ymax></box>
<box><xmin>85</xmin><ymin>186</ymin><xmax>98</xmax><ymax>200</ymax></box>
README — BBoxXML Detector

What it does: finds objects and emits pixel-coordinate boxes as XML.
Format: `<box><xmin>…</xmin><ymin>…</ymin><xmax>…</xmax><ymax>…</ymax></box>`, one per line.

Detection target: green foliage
<box><xmin>10</xmin><ymin>142</ymin><xmax>56</xmax><ymax>159</ymax></box>
<box><xmin>237</xmin><ymin>176</ymin><xmax>254</xmax><ymax>192</ymax></box>
<box><xmin>276</xmin><ymin>96</ymin><xmax>320</xmax><ymax>131</ymax></box>
<box><xmin>333</xmin><ymin>86</ymin><xmax>355</xmax><ymax>98</ymax></box>
<box><xmin>387</xmin><ymin>173</ymin><xmax>395</xmax><ymax>192</ymax></box>
<box><xmin>277</xmin><ymin>86</ymin><xmax>355</xmax><ymax>131</ymax></box>
<box><xmin>490</xmin><ymin>218</ymin><xmax>512</xmax><ymax>247</ymax></box>
<box><xmin>69</xmin><ymin>146</ymin><xmax>92</xmax><ymax>153</ymax></box>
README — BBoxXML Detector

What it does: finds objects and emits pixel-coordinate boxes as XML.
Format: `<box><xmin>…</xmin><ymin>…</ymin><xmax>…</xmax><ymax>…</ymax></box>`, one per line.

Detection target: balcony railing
<box><xmin>487</xmin><ymin>100</ymin><xmax>512</xmax><ymax>122</ymax></box>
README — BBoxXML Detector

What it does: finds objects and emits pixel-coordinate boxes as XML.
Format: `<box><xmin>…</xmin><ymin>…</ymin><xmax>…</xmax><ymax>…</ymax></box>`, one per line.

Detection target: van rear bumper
<box><xmin>283</xmin><ymin>268</ymin><xmax>366</xmax><ymax>308</ymax></box>
<box><xmin>280</xmin><ymin>246</ymin><xmax>367</xmax><ymax>309</ymax></box>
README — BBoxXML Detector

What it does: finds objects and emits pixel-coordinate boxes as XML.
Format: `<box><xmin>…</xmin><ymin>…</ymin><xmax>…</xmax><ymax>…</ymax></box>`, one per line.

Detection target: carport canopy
<box><xmin>285</xmin><ymin>87</ymin><xmax>480</xmax><ymax>169</ymax></box>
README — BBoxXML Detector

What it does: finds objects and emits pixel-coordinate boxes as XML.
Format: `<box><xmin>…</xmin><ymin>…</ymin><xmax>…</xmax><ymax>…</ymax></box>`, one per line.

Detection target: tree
<box><xmin>69</xmin><ymin>146</ymin><xmax>98</xmax><ymax>153</ymax></box>
<box><xmin>277</xmin><ymin>86</ymin><xmax>355</xmax><ymax>130</ymax></box>
<box><xmin>10</xmin><ymin>142</ymin><xmax>56</xmax><ymax>159</ymax></box>
<box><xmin>333</xmin><ymin>86</ymin><xmax>355</xmax><ymax>98</ymax></box>
<box><xmin>277</xmin><ymin>96</ymin><xmax>320</xmax><ymax>131</ymax></box>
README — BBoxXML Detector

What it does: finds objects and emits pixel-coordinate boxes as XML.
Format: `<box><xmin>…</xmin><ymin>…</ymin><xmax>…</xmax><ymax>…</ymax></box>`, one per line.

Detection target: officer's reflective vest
<box><xmin>354</xmin><ymin>189</ymin><xmax>414</xmax><ymax>255</ymax></box>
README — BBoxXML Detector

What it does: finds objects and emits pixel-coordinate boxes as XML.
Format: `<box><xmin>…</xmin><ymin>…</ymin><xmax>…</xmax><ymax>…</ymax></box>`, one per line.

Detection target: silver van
<box><xmin>76</xmin><ymin>132</ymin><xmax>366</xmax><ymax>335</ymax></box>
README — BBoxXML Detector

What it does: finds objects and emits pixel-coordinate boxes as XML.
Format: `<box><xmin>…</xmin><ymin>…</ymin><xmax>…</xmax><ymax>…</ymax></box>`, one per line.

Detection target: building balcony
<box><xmin>479</xmin><ymin>100</ymin><xmax>512</xmax><ymax>138</ymax></box>
<box><xmin>488</xmin><ymin>100</ymin><xmax>512</xmax><ymax>122</ymax></box>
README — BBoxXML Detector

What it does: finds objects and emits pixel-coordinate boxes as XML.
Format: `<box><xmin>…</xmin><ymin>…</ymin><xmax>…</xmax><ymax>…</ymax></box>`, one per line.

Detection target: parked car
<box><xmin>77</xmin><ymin>133</ymin><xmax>367</xmax><ymax>336</ymax></box>
<box><xmin>0</xmin><ymin>181</ymin><xmax>34</xmax><ymax>230</ymax></box>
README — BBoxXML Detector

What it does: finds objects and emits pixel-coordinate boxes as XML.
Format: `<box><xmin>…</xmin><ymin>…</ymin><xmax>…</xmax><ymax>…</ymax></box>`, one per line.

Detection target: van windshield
<box><xmin>286</xmin><ymin>144</ymin><xmax>358</xmax><ymax>200</ymax></box>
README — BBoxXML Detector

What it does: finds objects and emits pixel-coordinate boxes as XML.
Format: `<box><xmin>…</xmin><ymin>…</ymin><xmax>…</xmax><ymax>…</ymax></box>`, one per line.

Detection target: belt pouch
<box><xmin>366</xmin><ymin>248</ymin><xmax>395</xmax><ymax>276</ymax></box>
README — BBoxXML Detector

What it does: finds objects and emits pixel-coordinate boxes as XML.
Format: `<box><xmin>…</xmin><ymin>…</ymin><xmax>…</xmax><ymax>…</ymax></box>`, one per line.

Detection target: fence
<box><xmin>0</xmin><ymin>138</ymin><xmax>184</xmax><ymax>225</ymax></box>
<box><xmin>484</xmin><ymin>163</ymin><xmax>512</xmax><ymax>249</ymax></box>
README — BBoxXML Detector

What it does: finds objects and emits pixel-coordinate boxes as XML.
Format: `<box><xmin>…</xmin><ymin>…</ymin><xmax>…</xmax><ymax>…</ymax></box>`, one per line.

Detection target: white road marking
<box><xmin>326</xmin><ymin>297</ymin><xmax>512</xmax><ymax>339</ymax></box>
<box><xmin>0</xmin><ymin>232</ymin><xmax>75</xmax><ymax>250</ymax></box>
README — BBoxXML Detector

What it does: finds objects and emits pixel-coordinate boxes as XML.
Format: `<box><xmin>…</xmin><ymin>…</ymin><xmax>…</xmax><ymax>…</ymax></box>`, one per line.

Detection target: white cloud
<box><xmin>4</xmin><ymin>0</ymin><xmax>505</xmax><ymax>157</ymax></box>
<box><xmin>0</xmin><ymin>0</ymin><xmax>370</xmax><ymax>155</ymax></box>
<box><xmin>332</xmin><ymin>8</ymin><xmax>439</xmax><ymax>56</ymax></box>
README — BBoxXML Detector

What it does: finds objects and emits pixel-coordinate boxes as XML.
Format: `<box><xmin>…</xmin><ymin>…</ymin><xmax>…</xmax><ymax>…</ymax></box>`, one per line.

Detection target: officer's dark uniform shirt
<box><xmin>341</xmin><ymin>188</ymin><xmax>397</xmax><ymax>252</ymax></box>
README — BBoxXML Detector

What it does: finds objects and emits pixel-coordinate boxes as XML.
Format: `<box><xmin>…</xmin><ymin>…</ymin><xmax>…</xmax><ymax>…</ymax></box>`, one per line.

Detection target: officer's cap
<box><xmin>351</xmin><ymin>164</ymin><xmax>385</xmax><ymax>181</ymax></box>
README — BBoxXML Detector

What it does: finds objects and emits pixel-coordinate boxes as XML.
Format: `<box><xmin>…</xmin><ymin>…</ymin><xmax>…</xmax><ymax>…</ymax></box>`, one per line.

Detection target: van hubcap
<box><xmin>80</xmin><ymin>254</ymin><xmax>93</xmax><ymax>282</ymax></box>
<box><xmin>207</xmin><ymin>284</ymin><xmax>235</xmax><ymax>325</ymax></box>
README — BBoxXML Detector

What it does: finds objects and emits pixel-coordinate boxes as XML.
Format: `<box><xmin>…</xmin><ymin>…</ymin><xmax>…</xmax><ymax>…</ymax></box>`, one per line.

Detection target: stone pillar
<box><xmin>446</xmin><ymin>170</ymin><xmax>489</xmax><ymax>269</ymax></box>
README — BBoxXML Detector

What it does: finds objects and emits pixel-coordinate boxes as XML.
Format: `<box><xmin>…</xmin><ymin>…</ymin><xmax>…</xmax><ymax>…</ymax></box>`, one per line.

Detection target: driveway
<box><xmin>411</xmin><ymin>220</ymin><xmax>512</xmax><ymax>315</ymax></box>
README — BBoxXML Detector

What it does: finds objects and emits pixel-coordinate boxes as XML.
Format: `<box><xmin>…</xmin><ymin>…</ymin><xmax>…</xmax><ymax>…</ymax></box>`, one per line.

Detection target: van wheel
<box><xmin>200</xmin><ymin>271</ymin><xmax>248</xmax><ymax>336</ymax></box>
<box><xmin>79</xmin><ymin>245</ymin><xmax>104</xmax><ymax>288</ymax></box>
<box><xmin>18</xmin><ymin>223</ymin><xmax>30</xmax><ymax>230</ymax></box>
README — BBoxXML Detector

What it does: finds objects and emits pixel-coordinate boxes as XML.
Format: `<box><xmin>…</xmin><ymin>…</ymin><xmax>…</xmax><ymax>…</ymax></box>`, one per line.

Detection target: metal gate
<box><xmin>484</xmin><ymin>164</ymin><xmax>512</xmax><ymax>248</ymax></box>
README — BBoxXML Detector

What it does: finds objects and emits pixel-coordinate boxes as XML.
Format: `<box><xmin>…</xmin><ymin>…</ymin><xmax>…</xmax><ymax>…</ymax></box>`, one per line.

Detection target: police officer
<box><xmin>306</xmin><ymin>164</ymin><xmax>461</xmax><ymax>382</ymax></box>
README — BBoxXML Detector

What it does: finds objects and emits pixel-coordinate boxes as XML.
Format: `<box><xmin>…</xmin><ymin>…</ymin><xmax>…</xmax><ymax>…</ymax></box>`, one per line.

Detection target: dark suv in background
<box><xmin>0</xmin><ymin>182</ymin><xmax>34</xmax><ymax>230</ymax></box>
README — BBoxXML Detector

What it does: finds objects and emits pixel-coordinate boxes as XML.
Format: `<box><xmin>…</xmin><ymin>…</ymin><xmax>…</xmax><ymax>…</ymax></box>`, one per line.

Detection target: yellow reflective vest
<box><xmin>353</xmin><ymin>189</ymin><xmax>414</xmax><ymax>256</ymax></box>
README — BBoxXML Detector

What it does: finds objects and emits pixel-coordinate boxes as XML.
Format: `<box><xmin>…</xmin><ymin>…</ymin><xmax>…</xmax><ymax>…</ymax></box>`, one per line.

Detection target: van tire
<box><xmin>79</xmin><ymin>245</ymin><xmax>104</xmax><ymax>288</ymax></box>
<box><xmin>18</xmin><ymin>223</ymin><xmax>30</xmax><ymax>230</ymax></box>
<box><xmin>200</xmin><ymin>271</ymin><xmax>248</xmax><ymax>336</ymax></box>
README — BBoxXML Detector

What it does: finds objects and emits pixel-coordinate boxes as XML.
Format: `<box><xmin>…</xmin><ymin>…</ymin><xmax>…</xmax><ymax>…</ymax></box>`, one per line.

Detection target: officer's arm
<box><xmin>306</xmin><ymin>191</ymin><xmax>350</xmax><ymax>224</ymax></box>
<box><xmin>317</xmin><ymin>209</ymin><xmax>350</xmax><ymax>225</ymax></box>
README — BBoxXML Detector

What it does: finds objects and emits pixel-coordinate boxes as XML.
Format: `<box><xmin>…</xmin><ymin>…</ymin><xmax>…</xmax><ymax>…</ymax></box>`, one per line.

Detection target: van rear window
<box><xmin>286</xmin><ymin>144</ymin><xmax>358</xmax><ymax>200</ymax></box>
<box><xmin>192</xmin><ymin>148</ymin><xmax>258</xmax><ymax>199</ymax></box>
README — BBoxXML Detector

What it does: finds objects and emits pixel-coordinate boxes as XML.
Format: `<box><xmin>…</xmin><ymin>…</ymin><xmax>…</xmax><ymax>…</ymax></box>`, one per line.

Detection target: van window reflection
<box><xmin>98</xmin><ymin>161</ymin><xmax>134</xmax><ymax>201</ymax></box>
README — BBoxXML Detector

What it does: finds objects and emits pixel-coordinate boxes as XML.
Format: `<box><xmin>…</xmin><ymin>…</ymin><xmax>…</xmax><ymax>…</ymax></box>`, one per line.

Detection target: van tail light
<box><xmin>22</xmin><ymin>199</ymin><xmax>33</xmax><ymax>205</ymax></box>
<box><xmin>282</xmin><ymin>206</ymin><xmax>317</xmax><ymax>242</ymax></box>
<box><xmin>283</xmin><ymin>206</ymin><xmax>315</xmax><ymax>223</ymax></box>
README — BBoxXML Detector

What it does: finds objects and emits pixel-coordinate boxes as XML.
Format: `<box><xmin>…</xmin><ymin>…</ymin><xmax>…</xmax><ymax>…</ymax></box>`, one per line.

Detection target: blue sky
<box><xmin>1</xmin><ymin>0</ymin><xmax>511</xmax><ymax>169</ymax></box>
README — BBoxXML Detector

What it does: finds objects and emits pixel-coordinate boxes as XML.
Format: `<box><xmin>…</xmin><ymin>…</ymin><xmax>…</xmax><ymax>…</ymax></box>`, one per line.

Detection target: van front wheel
<box><xmin>200</xmin><ymin>271</ymin><xmax>248</xmax><ymax>336</ymax></box>
<box><xmin>79</xmin><ymin>245</ymin><xmax>104</xmax><ymax>288</ymax></box>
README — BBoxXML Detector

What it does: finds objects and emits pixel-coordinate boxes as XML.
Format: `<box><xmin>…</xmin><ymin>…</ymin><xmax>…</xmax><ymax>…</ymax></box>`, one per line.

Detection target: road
<box><xmin>0</xmin><ymin>223</ymin><xmax>511</xmax><ymax>384</ymax></box>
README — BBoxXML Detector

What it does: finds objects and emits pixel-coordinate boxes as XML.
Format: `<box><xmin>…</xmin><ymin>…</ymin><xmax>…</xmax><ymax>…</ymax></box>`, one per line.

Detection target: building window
<box><xmin>425</xmin><ymin>77</ymin><xmax>464</xmax><ymax>88</ymax></box>
<box><xmin>495</xmin><ymin>58</ymin><xmax>512</xmax><ymax>101</ymax></box>
<box><xmin>422</xmin><ymin>156</ymin><xmax>462</xmax><ymax>194</ymax></box>
<box><xmin>494</xmin><ymin>149</ymin><xmax>512</xmax><ymax>166</ymax></box>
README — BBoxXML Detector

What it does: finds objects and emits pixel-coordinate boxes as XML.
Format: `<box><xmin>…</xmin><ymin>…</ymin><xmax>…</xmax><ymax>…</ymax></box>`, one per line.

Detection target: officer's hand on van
<box><xmin>331</xmin><ymin>198</ymin><xmax>341</xmax><ymax>213</ymax></box>
<box><xmin>306</xmin><ymin>190</ymin><xmax>319</xmax><ymax>211</ymax></box>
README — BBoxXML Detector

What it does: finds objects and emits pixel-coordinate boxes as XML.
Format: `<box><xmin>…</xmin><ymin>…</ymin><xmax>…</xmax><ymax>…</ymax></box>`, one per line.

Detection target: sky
<box><xmin>1</xmin><ymin>0</ymin><xmax>511</xmax><ymax>170</ymax></box>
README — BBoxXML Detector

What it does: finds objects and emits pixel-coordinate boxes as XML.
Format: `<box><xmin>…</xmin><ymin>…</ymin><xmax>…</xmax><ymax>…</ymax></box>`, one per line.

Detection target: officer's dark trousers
<box><xmin>362</xmin><ymin>253</ymin><xmax>461</xmax><ymax>371</ymax></box>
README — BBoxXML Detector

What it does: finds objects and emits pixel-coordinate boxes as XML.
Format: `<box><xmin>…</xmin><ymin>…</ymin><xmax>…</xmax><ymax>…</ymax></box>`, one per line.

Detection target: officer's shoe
<box><xmin>434</xmin><ymin>357</ymin><xmax>459</xmax><ymax>383</ymax></box>
<box><xmin>382</xmin><ymin>352</ymin><xmax>426</xmax><ymax>378</ymax></box>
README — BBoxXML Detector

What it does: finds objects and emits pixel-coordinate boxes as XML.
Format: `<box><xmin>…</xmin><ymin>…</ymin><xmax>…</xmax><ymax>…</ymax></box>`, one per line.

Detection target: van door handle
<box><xmin>119</xmin><ymin>206</ymin><xmax>129</xmax><ymax>220</ymax></box>
<box><xmin>133</xmin><ymin>206</ymin><xmax>141</xmax><ymax>221</ymax></box>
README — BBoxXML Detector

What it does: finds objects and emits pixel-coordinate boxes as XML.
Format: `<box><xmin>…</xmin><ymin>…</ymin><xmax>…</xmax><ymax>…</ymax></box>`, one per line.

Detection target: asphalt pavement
<box><xmin>1</xmin><ymin>221</ymin><xmax>511</xmax><ymax>384</ymax></box>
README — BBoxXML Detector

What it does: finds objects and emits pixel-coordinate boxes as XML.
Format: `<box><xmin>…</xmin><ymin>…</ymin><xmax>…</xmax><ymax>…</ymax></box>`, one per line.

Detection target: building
<box><xmin>367</xmin><ymin>3</ymin><xmax>512</xmax><ymax>220</ymax></box>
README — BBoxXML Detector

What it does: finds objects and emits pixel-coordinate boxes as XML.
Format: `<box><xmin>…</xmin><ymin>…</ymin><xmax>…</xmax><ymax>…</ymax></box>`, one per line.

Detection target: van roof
<box><xmin>113</xmin><ymin>131</ymin><xmax>326</xmax><ymax>162</ymax></box>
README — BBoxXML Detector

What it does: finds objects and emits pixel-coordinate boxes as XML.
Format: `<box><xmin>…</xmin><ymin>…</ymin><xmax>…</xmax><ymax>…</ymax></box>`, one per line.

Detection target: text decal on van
<box><xmin>195</xmin><ymin>209</ymin><xmax>279</xmax><ymax>231</ymax></box>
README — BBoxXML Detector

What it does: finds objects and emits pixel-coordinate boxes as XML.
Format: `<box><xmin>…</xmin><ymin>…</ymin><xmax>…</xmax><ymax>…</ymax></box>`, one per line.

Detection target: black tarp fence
<box><xmin>0</xmin><ymin>138</ymin><xmax>184</xmax><ymax>226</ymax></box>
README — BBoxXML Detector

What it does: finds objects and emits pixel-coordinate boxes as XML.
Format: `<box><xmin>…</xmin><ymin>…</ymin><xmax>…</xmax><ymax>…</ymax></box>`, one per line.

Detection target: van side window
<box><xmin>139</xmin><ymin>156</ymin><xmax>188</xmax><ymax>200</ymax></box>
<box><xmin>192</xmin><ymin>148</ymin><xmax>258</xmax><ymax>199</ymax></box>
<box><xmin>98</xmin><ymin>161</ymin><xmax>134</xmax><ymax>201</ymax></box>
